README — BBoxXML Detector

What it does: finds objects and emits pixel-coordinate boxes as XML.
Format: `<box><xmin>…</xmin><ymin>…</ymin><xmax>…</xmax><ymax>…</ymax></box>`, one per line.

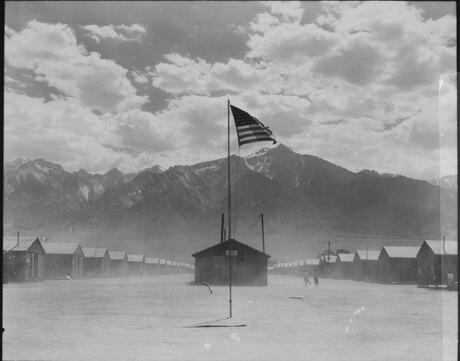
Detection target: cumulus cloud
<box><xmin>4</xmin><ymin>92</ymin><xmax>118</xmax><ymax>171</ymax></box>
<box><xmin>5</xmin><ymin>20</ymin><xmax>146</xmax><ymax>113</ymax></box>
<box><xmin>3</xmin><ymin>92</ymin><xmax>178</xmax><ymax>173</ymax></box>
<box><xmin>111</xmin><ymin>109</ymin><xmax>177</xmax><ymax>153</ymax></box>
<box><xmin>248</xmin><ymin>22</ymin><xmax>339</xmax><ymax>62</ymax></box>
<box><xmin>131</xmin><ymin>70</ymin><xmax>149</xmax><ymax>84</ymax></box>
<box><xmin>151</xmin><ymin>54</ymin><xmax>283</xmax><ymax>95</ymax></box>
<box><xmin>312</xmin><ymin>40</ymin><xmax>383</xmax><ymax>85</ymax></box>
<box><xmin>316</xmin><ymin>2</ymin><xmax>456</xmax><ymax>91</ymax></box>
<box><xmin>81</xmin><ymin>23</ymin><xmax>146</xmax><ymax>43</ymax></box>
<box><xmin>5</xmin><ymin>20</ymin><xmax>83</xmax><ymax>68</ymax></box>
<box><xmin>4</xmin><ymin>3</ymin><xmax>457</xmax><ymax>180</ymax></box>
<box><xmin>5</xmin><ymin>25</ymin><xmax>16</xmax><ymax>37</ymax></box>
<box><xmin>261</xmin><ymin>1</ymin><xmax>304</xmax><ymax>22</ymax></box>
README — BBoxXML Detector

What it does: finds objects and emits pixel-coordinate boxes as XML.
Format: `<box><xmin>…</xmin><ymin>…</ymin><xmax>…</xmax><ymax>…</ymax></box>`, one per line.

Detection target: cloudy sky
<box><xmin>4</xmin><ymin>1</ymin><xmax>457</xmax><ymax>179</ymax></box>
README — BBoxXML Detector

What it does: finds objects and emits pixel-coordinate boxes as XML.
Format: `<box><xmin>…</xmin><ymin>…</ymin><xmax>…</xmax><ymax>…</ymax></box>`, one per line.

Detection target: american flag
<box><xmin>230</xmin><ymin>105</ymin><xmax>277</xmax><ymax>146</ymax></box>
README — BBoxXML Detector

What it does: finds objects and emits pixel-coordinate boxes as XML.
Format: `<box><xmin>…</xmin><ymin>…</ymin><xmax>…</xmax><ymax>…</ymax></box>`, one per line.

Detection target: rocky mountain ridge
<box><xmin>3</xmin><ymin>145</ymin><xmax>457</xmax><ymax>248</ymax></box>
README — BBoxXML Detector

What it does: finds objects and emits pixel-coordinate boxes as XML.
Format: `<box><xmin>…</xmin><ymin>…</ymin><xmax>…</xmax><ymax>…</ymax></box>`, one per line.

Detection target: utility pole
<box><xmin>260</xmin><ymin>213</ymin><xmax>265</xmax><ymax>253</ymax></box>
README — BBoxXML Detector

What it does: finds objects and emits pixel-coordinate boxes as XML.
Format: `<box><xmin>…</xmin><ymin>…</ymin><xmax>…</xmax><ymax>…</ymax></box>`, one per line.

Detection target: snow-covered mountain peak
<box><xmin>5</xmin><ymin>158</ymin><xmax>31</xmax><ymax>171</ymax></box>
<box><xmin>246</xmin><ymin>147</ymin><xmax>272</xmax><ymax>159</ymax></box>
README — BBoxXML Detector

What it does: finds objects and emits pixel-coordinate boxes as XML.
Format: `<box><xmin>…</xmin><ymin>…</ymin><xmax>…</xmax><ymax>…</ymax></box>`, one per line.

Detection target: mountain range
<box><xmin>3</xmin><ymin>145</ymin><xmax>457</xmax><ymax>259</ymax></box>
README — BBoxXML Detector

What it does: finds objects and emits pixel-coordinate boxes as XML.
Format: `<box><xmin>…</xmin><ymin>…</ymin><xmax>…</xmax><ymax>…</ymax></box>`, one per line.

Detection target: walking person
<box><xmin>313</xmin><ymin>269</ymin><xmax>320</xmax><ymax>288</ymax></box>
<box><xmin>447</xmin><ymin>272</ymin><xmax>454</xmax><ymax>291</ymax></box>
<box><xmin>304</xmin><ymin>270</ymin><xmax>311</xmax><ymax>288</ymax></box>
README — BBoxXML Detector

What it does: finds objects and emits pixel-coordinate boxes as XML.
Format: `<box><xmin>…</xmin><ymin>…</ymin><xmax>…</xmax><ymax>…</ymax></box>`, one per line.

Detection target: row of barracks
<box><xmin>2</xmin><ymin>236</ymin><xmax>194</xmax><ymax>283</ymax></box>
<box><xmin>273</xmin><ymin>240</ymin><xmax>457</xmax><ymax>287</ymax></box>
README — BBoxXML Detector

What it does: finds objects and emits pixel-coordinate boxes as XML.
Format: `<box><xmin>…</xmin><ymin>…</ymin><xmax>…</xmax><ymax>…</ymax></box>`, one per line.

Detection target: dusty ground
<box><xmin>3</xmin><ymin>274</ymin><xmax>457</xmax><ymax>361</ymax></box>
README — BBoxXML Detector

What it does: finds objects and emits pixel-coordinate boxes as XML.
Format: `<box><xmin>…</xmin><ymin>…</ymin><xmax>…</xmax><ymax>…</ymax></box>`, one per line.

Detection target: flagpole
<box><xmin>228</xmin><ymin>99</ymin><xmax>231</xmax><ymax>240</ymax></box>
<box><xmin>227</xmin><ymin>99</ymin><xmax>233</xmax><ymax>319</ymax></box>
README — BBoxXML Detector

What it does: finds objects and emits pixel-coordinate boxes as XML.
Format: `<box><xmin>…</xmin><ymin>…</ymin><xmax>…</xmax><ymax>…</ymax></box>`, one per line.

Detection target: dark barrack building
<box><xmin>192</xmin><ymin>239</ymin><xmax>270</xmax><ymax>286</ymax></box>
<box><xmin>158</xmin><ymin>258</ymin><xmax>167</xmax><ymax>274</ymax></box>
<box><xmin>108</xmin><ymin>251</ymin><xmax>129</xmax><ymax>277</ymax></box>
<box><xmin>144</xmin><ymin>257</ymin><xmax>160</xmax><ymax>276</ymax></box>
<box><xmin>42</xmin><ymin>242</ymin><xmax>84</xmax><ymax>279</ymax></box>
<box><xmin>304</xmin><ymin>259</ymin><xmax>320</xmax><ymax>275</ymax></box>
<box><xmin>378</xmin><ymin>246</ymin><xmax>419</xmax><ymax>284</ymax></box>
<box><xmin>3</xmin><ymin>237</ymin><xmax>46</xmax><ymax>282</ymax></box>
<box><xmin>127</xmin><ymin>254</ymin><xmax>145</xmax><ymax>277</ymax></box>
<box><xmin>353</xmin><ymin>250</ymin><xmax>380</xmax><ymax>282</ymax></box>
<box><xmin>417</xmin><ymin>240</ymin><xmax>457</xmax><ymax>286</ymax></box>
<box><xmin>82</xmin><ymin>247</ymin><xmax>111</xmax><ymax>277</ymax></box>
<box><xmin>333</xmin><ymin>253</ymin><xmax>354</xmax><ymax>279</ymax></box>
<box><xmin>319</xmin><ymin>255</ymin><xmax>337</xmax><ymax>278</ymax></box>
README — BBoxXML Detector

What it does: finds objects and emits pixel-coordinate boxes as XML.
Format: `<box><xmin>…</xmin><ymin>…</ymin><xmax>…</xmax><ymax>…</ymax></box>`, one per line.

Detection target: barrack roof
<box><xmin>145</xmin><ymin>257</ymin><xmax>159</xmax><ymax>264</ymax></box>
<box><xmin>192</xmin><ymin>239</ymin><xmax>270</xmax><ymax>258</ymax></box>
<box><xmin>321</xmin><ymin>255</ymin><xmax>337</xmax><ymax>263</ymax></box>
<box><xmin>383</xmin><ymin>246</ymin><xmax>419</xmax><ymax>259</ymax></box>
<box><xmin>82</xmin><ymin>247</ymin><xmax>108</xmax><ymax>258</ymax></box>
<box><xmin>3</xmin><ymin>237</ymin><xmax>39</xmax><ymax>252</ymax></box>
<box><xmin>305</xmin><ymin>259</ymin><xmax>320</xmax><ymax>265</ymax></box>
<box><xmin>423</xmin><ymin>240</ymin><xmax>457</xmax><ymax>256</ymax></box>
<box><xmin>127</xmin><ymin>254</ymin><xmax>144</xmax><ymax>262</ymax></box>
<box><xmin>355</xmin><ymin>250</ymin><xmax>380</xmax><ymax>261</ymax></box>
<box><xmin>108</xmin><ymin>251</ymin><xmax>127</xmax><ymax>260</ymax></box>
<box><xmin>337</xmin><ymin>253</ymin><xmax>355</xmax><ymax>263</ymax></box>
<box><xmin>42</xmin><ymin>242</ymin><xmax>81</xmax><ymax>255</ymax></box>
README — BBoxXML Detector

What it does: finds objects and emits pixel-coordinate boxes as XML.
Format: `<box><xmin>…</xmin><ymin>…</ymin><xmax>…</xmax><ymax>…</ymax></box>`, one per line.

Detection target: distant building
<box><xmin>378</xmin><ymin>246</ymin><xmax>419</xmax><ymax>283</ymax></box>
<box><xmin>108</xmin><ymin>251</ymin><xmax>128</xmax><ymax>277</ymax></box>
<box><xmin>163</xmin><ymin>259</ymin><xmax>174</xmax><ymax>274</ymax></box>
<box><xmin>303</xmin><ymin>259</ymin><xmax>320</xmax><ymax>275</ymax></box>
<box><xmin>286</xmin><ymin>260</ymin><xmax>301</xmax><ymax>275</ymax></box>
<box><xmin>319</xmin><ymin>254</ymin><xmax>337</xmax><ymax>278</ymax></box>
<box><xmin>333</xmin><ymin>253</ymin><xmax>355</xmax><ymax>279</ymax></box>
<box><xmin>42</xmin><ymin>242</ymin><xmax>84</xmax><ymax>279</ymax></box>
<box><xmin>192</xmin><ymin>239</ymin><xmax>270</xmax><ymax>286</ymax></box>
<box><xmin>353</xmin><ymin>250</ymin><xmax>380</xmax><ymax>281</ymax></box>
<box><xmin>157</xmin><ymin>258</ymin><xmax>166</xmax><ymax>274</ymax></box>
<box><xmin>416</xmin><ymin>240</ymin><xmax>457</xmax><ymax>286</ymax></box>
<box><xmin>3</xmin><ymin>237</ymin><xmax>46</xmax><ymax>282</ymax></box>
<box><xmin>127</xmin><ymin>254</ymin><xmax>145</xmax><ymax>277</ymax></box>
<box><xmin>171</xmin><ymin>261</ymin><xmax>178</xmax><ymax>273</ymax></box>
<box><xmin>82</xmin><ymin>247</ymin><xmax>110</xmax><ymax>277</ymax></box>
<box><xmin>144</xmin><ymin>257</ymin><xmax>160</xmax><ymax>276</ymax></box>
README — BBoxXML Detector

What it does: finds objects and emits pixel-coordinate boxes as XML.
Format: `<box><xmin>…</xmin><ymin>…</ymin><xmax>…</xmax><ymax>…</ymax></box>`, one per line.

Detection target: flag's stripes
<box><xmin>230</xmin><ymin>104</ymin><xmax>276</xmax><ymax>147</ymax></box>
<box><xmin>238</xmin><ymin>124</ymin><xmax>273</xmax><ymax>134</ymax></box>
<box><xmin>237</xmin><ymin>125</ymin><xmax>266</xmax><ymax>131</ymax></box>
<box><xmin>239</xmin><ymin>131</ymin><xmax>271</xmax><ymax>140</ymax></box>
<box><xmin>240</xmin><ymin>137</ymin><xmax>275</xmax><ymax>145</ymax></box>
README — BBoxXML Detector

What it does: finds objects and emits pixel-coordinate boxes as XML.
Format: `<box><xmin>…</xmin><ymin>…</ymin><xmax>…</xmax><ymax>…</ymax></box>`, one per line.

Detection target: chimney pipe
<box><xmin>220</xmin><ymin>213</ymin><xmax>225</xmax><ymax>243</ymax></box>
<box><xmin>17</xmin><ymin>231</ymin><xmax>20</xmax><ymax>247</ymax></box>
<box><xmin>223</xmin><ymin>228</ymin><xmax>227</xmax><ymax>242</ymax></box>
